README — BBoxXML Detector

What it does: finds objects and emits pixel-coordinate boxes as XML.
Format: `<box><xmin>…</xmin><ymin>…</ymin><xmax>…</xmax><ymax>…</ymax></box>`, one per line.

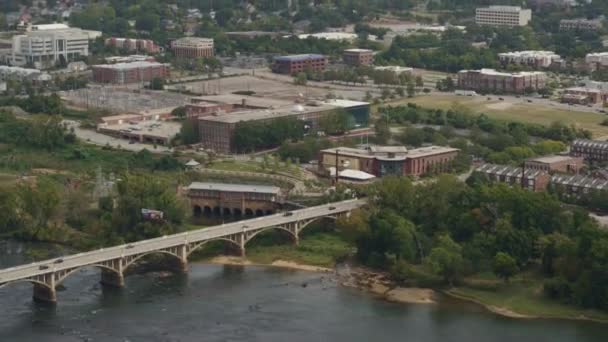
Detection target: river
<box><xmin>0</xmin><ymin>241</ymin><xmax>606</xmax><ymax>342</ymax></box>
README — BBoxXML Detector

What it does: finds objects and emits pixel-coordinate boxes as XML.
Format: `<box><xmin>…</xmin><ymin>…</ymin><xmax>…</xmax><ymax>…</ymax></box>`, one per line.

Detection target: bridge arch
<box><xmin>122</xmin><ymin>250</ymin><xmax>185</xmax><ymax>273</ymax></box>
<box><xmin>54</xmin><ymin>264</ymin><xmax>121</xmax><ymax>286</ymax></box>
<box><xmin>187</xmin><ymin>237</ymin><xmax>243</xmax><ymax>257</ymax></box>
<box><xmin>0</xmin><ymin>278</ymin><xmax>52</xmax><ymax>290</ymax></box>
<box><xmin>299</xmin><ymin>215</ymin><xmax>339</xmax><ymax>232</ymax></box>
<box><xmin>244</xmin><ymin>226</ymin><xmax>297</xmax><ymax>245</ymax></box>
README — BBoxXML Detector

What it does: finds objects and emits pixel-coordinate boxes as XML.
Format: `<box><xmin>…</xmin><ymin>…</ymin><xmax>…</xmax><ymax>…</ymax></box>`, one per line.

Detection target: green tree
<box><xmin>427</xmin><ymin>234</ymin><xmax>464</xmax><ymax>286</ymax></box>
<box><xmin>319</xmin><ymin>110</ymin><xmax>351</xmax><ymax>135</ymax></box>
<box><xmin>493</xmin><ymin>252</ymin><xmax>519</xmax><ymax>283</ymax></box>
<box><xmin>149</xmin><ymin>77</ymin><xmax>165</xmax><ymax>90</ymax></box>
<box><xmin>179</xmin><ymin>119</ymin><xmax>200</xmax><ymax>145</ymax></box>
<box><xmin>16</xmin><ymin>177</ymin><xmax>62</xmax><ymax>239</ymax></box>
<box><xmin>294</xmin><ymin>72</ymin><xmax>307</xmax><ymax>86</ymax></box>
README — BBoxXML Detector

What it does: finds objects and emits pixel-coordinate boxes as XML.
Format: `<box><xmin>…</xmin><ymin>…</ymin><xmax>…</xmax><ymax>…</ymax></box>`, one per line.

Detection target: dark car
<box><xmin>328</xmin><ymin>206</ymin><xmax>336</xmax><ymax>210</ymax></box>
<box><xmin>39</xmin><ymin>265</ymin><xmax>49</xmax><ymax>270</ymax></box>
<box><xmin>54</xmin><ymin>259</ymin><xmax>63</xmax><ymax>264</ymax></box>
<box><xmin>283</xmin><ymin>212</ymin><xmax>293</xmax><ymax>217</ymax></box>
<box><xmin>126</xmin><ymin>244</ymin><xmax>134</xmax><ymax>249</ymax></box>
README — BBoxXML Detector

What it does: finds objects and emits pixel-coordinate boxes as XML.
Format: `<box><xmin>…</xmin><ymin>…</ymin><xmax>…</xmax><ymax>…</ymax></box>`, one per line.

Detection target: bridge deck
<box><xmin>0</xmin><ymin>199</ymin><xmax>366</xmax><ymax>285</ymax></box>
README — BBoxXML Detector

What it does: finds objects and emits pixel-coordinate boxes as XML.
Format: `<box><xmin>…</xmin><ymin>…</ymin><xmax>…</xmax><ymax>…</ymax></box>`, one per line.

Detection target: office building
<box><xmin>105</xmin><ymin>37</ymin><xmax>160</xmax><ymax>54</ymax></box>
<box><xmin>560</xmin><ymin>18</ymin><xmax>603</xmax><ymax>32</ymax></box>
<box><xmin>457</xmin><ymin>69</ymin><xmax>547</xmax><ymax>94</ymax></box>
<box><xmin>92</xmin><ymin>61</ymin><xmax>170</xmax><ymax>84</ymax></box>
<box><xmin>343</xmin><ymin>49</ymin><xmax>374</xmax><ymax>66</ymax></box>
<box><xmin>498</xmin><ymin>51</ymin><xmax>562</xmax><ymax>69</ymax></box>
<box><xmin>10</xmin><ymin>24</ymin><xmax>101</xmax><ymax>69</ymax></box>
<box><xmin>171</xmin><ymin>37</ymin><xmax>214</xmax><ymax>58</ymax></box>
<box><xmin>319</xmin><ymin>145</ymin><xmax>460</xmax><ymax>178</ymax></box>
<box><xmin>271</xmin><ymin>54</ymin><xmax>328</xmax><ymax>75</ymax></box>
<box><xmin>475</xmin><ymin>6</ymin><xmax>532</xmax><ymax>27</ymax></box>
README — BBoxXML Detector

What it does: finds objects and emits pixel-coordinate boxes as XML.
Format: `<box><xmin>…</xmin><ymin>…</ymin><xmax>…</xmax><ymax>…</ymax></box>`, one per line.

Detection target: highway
<box><xmin>0</xmin><ymin>198</ymin><xmax>366</xmax><ymax>286</ymax></box>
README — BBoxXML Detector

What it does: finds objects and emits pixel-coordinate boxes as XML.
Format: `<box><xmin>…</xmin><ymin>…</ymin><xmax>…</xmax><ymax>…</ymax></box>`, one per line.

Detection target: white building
<box><xmin>10</xmin><ymin>24</ymin><xmax>102</xmax><ymax>69</ymax></box>
<box><xmin>498</xmin><ymin>51</ymin><xmax>562</xmax><ymax>68</ymax></box>
<box><xmin>0</xmin><ymin>65</ymin><xmax>51</xmax><ymax>83</ymax></box>
<box><xmin>475</xmin><ymin>6</ymin><xmax>532</xmax><ymax>27</ymax></box>
<box><xmin>373</xmin><ymin>66</ymin><xmax>414</xmax><ymax>75</ymax></box>
<box><xmin>586</xmin><ymin>52</ymin><xmax>608</xmax><ymax>70</ymax></box>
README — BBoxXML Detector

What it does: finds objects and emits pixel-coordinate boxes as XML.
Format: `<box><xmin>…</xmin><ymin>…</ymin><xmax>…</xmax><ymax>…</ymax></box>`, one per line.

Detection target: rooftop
<box><xmin>460</xmin><ymin>68</ymin><xmax>546</xmax><ymax>77</ymax></box>
<box><xmin>476</xmin><ymin>163</ymin><xmax>547</xmax><ymax>178</ymax></box>
<box><xmin>191</xmin><ymin>94</ymin><xmax>292</xmax><ymax>109</ymax></box>
<box><xmin>551</xmin><ymin>174</ymin><xmax>608</xmax><ymax>190</ymax></box>
<box><xmin>344</xmin><ymin>48</ymin><xmax>373</xmax><ymax>53</ymax></box>
<box><xmin>572</xmin><ymin>139</ymin><xmax>608</xmax><ymax>149</ymax></box>
<box><xmin>527</xmin><ymin>155</ymin><xmax>579</xmax><ymax>164</ymax></box>
<box><xmin>296</xmin><ymin>32</ymin><xmax>360</xmax><ymax>41</ymax></box>
<box><xmin>322</xmin><ymin>99</ymin><xmax>370</xmax><ymax>108</ymax></box>
<box><xmin>187</xmin><ymin>182</ymin><xmax>281</xmax><ymax>194</ymax></box>
<box><xmin>322</xmin><ymin>145</ymin><xmax>459</xmax><ymax>161</ymax></box>
<box><xmin>199</xmin><ymin>103</ymin><xmax>336</xmax><ymax>124</ymax></box>
<box><xmin>99</xmin><ymin>120</ymin><xmax>181</xmax><ymax>139</ymax></box>
<box><xmin>274</xmin><ymin>54</ymin><xmax>326</xmax><ymax>62</ymax></box>
<box><xmin>482</xmin><ymin>6</ymin><xmax>524</xmax><ymax>11</ymax></box>
<box><xmin>498</xmin><ymin>50</ymin><xmax>560</xmax><ymax>57</ymax></box>
<box><xmin>92</xmin><ymin>61</ymin><xmax>168</xmax><ymax>70</ymax></box>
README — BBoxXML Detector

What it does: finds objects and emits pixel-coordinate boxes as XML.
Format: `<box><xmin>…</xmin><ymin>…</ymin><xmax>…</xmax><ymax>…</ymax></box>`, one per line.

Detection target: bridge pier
<box><xmin>172</xmin><ymin>245</ymin><xmax>188</xmax><ymax>273</ymax></box>
<box><xmin>33</xmin><ymin>283</ymin><xmax>56</xmax><ymax>303</ymax></box>
<box><xmin>100</xmin><ymin>269</ymin><xmax>125</xmax><ymax>288</ymax></box>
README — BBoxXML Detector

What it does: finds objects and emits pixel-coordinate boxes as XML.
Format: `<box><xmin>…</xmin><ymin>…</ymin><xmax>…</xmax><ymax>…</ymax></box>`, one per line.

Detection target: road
<box><xmin>0</xmin><ymin>199</ymin><xmax>366</xmax><ymax>285</ymax></box>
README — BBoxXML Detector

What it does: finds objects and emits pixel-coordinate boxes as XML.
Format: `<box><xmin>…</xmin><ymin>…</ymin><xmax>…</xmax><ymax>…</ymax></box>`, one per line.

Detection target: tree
<box><xmin>493</xmin><ymin>252</ymin><xmax>519</xmax><ymax>283</ymax></box>
<box><xmin>149</xmin><ymin>77</ymin><xmax>165</xmax><ymax>90</ymax></box>
<box><xmin>407</xmin><ymin>82</ymin><xmax>416</xmax><ymax>97</ymax></box>
<box><xmin>427</xmin><ymin>234</ymin><xmax>464</xmax><ymax>286</ymax></box>
<box><xmin>135</xmin><ymin>12</ymin><xmax>160</xmax><ymax>32</ymax></box>
<box><xmin>319</xmin><ymin>110</ymin><xmax>351</xmax><ymax>135</ymax></box>
<box><xmin>172</xmin><ymin>106</ymin><xmax>187</xmax><ymax>119</ymax></box>
<box><xmin>374</xmin><ymin>119</ymin><xmax>391</xmax><ymax>145</ymax></box>
<box><xmin>179</xmin><ymin>119</ymin><xmax>200</xmax><ymax>145</ymax></box>
<box><xmin>16</xmin><ymin>177</ymin><xmax>62</xmax><ymax>239</ymax></box>
<box><xmin>415</xmin><ymin>76</ymin><xmax>424</xmax><ymax>87</ymax></box>
<box><xmin>294</xmin><ymin>72</ymin><xmax>307</xmax><ymax>86</ymax></box>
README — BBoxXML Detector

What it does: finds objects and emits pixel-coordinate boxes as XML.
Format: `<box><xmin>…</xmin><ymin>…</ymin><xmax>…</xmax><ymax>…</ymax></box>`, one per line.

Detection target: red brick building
<box><xmin>319</xmin><ymin>145</ymin><xmax>460</xmax><ymax>178</ymax></box>
<box><xmin>524</xmin><ymin>155</ymin><xmax>584</xmax><ymax>174</ymax></box>
<box><xmin>343</xmin><ymin>49</ymin><xmax>374</xmax><ymax>66</ymax></box>
<box><xmin>271</xmin><ymin>54</ymin><xmax>328</xmax><ymax>75</ymax></box>
<box><xmin>92</xmin><ymin>61</ymin><xmax>169</xmax><ymax>84</ymax></box>
<box><xmin>475</xmin><ymin>163</ymin><xmax>551</xmax><ymax>192</ymax></box>
<box><xmin>457</xmin><ymin>68</ymin><xmax>547</xmax><ymax>94</ymax></box>
<box><xmin>171</xmin><ymin>37</ymin><xmax>214</xmax><ymax>58</ymax></box>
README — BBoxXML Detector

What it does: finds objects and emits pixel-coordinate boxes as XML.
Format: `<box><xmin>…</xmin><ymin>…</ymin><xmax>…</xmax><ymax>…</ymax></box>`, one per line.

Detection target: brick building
<box><xmin>524</xmin><ymin>155</ymin><xmax>584</xmax><ymax>174</ymax></box>
<box><xmin>570</xmin><ymin>139</ymin><xmax>608</xmax><ymax>162</ymax></box>
<box><xmin>457</xmin><ymin>69</ymin><xmax>547</xmax><ymax>94</ymax></box>
<box><xmin>551</xmin><ymin>174</ymin><xmax>608</xmax><ymax>196</ymax></box>
<box><xmin>343</xmin><ymin>49</ymin><xmax>374</xmax><ymax>66</ymax></box>
<box><xmin>171</xmin><ymin>37</ymin><xmax>214</xmax><ymax>58</ymax></box>
<box><xmin>475</xmin><ymin>6</ymin><xmax>532</xmax><ymax>27</ymax></box>
<box><xmin>319</xmin><ymin>145</ymin><xmax>460</xmax><ymax>178</ymax></box>
<box><xmin>498</xmin><ymin>51</ymin><xmax>562</xmax><ymax>69</ymax></box>
<box><xmin>92</xmin><ymin>61</ymin><xmax>169</xmax><ymax>84</ymax></box>
<box><xmin>474</xmin><ymin>164</ymin><xmax>551</xmax><ymax>192</ymax></box>
<box><xmin>105</xmin><ymin>37</ymin><xmax>160</xmax><ymax>54</ymax></box>
<box><xmin>585</xmin><ymin>52</ymin><xmax>608</xmax><ymax>71</ymax></box>
<box><xmin>271</xmin><ymin>54</ymin><xmax>328</xmax><ymax>75</ymax></box>
<box><xmin>561</xmin><ymin>87</ymin><xmax>608</xmax><ymax>105</ymax></box>
<box><xmin>186</xmin><ymin>182</ymin><xmax>284</xmax><ymax>217</ymax></box>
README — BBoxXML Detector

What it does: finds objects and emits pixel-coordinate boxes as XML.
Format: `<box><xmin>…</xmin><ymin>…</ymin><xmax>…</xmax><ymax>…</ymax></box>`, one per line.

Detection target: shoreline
<box><xmin>199</xmin><ymin>256</ymin><xmax>608</xmax><ymax>323</ymax></box>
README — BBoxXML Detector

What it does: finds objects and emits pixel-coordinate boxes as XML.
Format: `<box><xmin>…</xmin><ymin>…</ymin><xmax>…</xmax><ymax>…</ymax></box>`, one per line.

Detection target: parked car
<box><xmin>283</xmin><ymin>212</ymin><xmax>293</xmax><ymax>217</ymax></box>
<box><xmin>54</xmin><ymin>259</ymin><xmax>63</xmax><ymax>264</ymax></box>
<box><xmin>39</xmin><ymin>265</ymin><xmax>49</xmax><ymax>270</ymax></box>
<box><xmin>328</xmin><ymin>206</ymin><xmax>336</xmax><ymax>210</ymax></box>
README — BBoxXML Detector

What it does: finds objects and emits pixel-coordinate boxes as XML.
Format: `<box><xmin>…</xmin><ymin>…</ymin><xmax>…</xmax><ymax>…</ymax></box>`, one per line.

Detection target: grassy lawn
<box><xmin>389</xmin><ymin>94</ymin><xmax>608</xmax><ymax>138</ymax></box>
<box><xmin>209</xmin><ymin>161</ymin><xmax>263</xmax><ymax>173</ymax></box>
<box><xmin>246</xmin><ymin>232</ymin><xmax>352</xmax><ymax>268</ymax></box>
<box><xmin>449</xmin><ymin>278</ymin><xmax>608</xmax><ymax>322</ymax></box>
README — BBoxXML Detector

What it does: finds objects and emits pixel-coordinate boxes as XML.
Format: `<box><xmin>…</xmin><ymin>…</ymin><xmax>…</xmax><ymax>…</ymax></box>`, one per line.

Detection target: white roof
<box><xmin>323</xmin><ymin>99</ymin><xmax>370</xmax><ymax>108</ymax></box>
<box><xmin>93</xmin><ymin>61</ymin><xmax>167</xmax><ymax>70</ymax></box>
<box><xmin>344</xmin><ymin>48</ymin><xmax>373</xmax><ymax>53</ymax></box>
<box><xmin>329</xmin><ymin>168</ymin><xmax>376</xmax><ymax>180</ymax></box>
<box><xmin>31</xmin><ymin>23</ymin><xmax>70</xmax><ymax>30</ymax></box>
<box><xmin>185</xmin><ymin>159</ymin><xmax>200</xmax><ymax>166</ymax></box>
<box><xmin>187</xmin><ymin>182</ymin><xmax>280</xmax><ymax>194</ymax></box>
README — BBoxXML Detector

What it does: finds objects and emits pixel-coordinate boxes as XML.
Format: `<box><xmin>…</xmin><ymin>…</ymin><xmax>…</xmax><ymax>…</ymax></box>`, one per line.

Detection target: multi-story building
<box><xmin>457</xmin><ymin>69</ymin><xmax>547</xmax><ymax>94</ymax></box>
<box><xmin>171</xmin><ymin>37</ymin><xmax>214</xmax><ymax>58</ymax></box>
<box><xmin>551</xmin><ymin>174</ymin><xmax>608</xmax><ymax>196</ymax></box>
<box><xmin>561</xmin><ymin>87</ymin><xmax>608</xmax><ymax>105</ymax></box>
<box><xmin>104</xmin><ymin>55</ymin><xmax>156</xmax><ymax>64</ymax></box>
<box><xmin>585</xmin><ymin>52</ymin><xmax>608</xmax><ymax>71</ymax></box>
<box><xmin>570</xmin><ymin>139</ymin><xmax>608</xmax><ymax>162</ymax></box>
<box><xmin>186</xmin><ymin>182</ymin><xmax>284</xmax><ymax>217</ymax></box>
<box><xmin>92</xmin><ymin>61</ymin><xmax>170</xmax><ymax>84</ymax></box>
<box><xmin>560</xmin><ymin>18</ymin><xmax>603</xmax><ymax>32</ymax></box>
<box><xmin>0</xmin><ymin>65</ymin><xmax>51</xmax><ymax>84</ymax></box>
<box><xmin>319</xmin><ymin>145</ymin><xmax>460</xmax><ymax>178</ymax></box>
<box><xmin>475</xmin><ymin>6</ymin><xmax>532</xmax><ymax>27</ymax></box>
<box><xmin>271</xmin><ymin>54</ymin><xmax>328</xmax><ymax>75</ymax></box>
<box><xmin>474</xmin><ymin>164</ymin><xmax>551</xmax><ymax>192</ymax></box>
<box><xmin>524</xmin><ymin>155</ymin><xmax>584</xmax><ymax>174</ymax></box>
<box><xmin>105</xmin><ymin>37</ymin><xmax>160</xmax><ymax>54</ymax></box>
<box><xmin>10</xmin><ymin>24</ymin><xmax>101</xmax><ymax>69</ymax></box>
<box><xmin>343</xmin><ymin>49</ymin><xmax>374</xmax><ymax>66</ymax></box>
<box><xmin>498</xmin><ymin>51</ymin><xmax>562</xmax><ymax>69</ymax></box>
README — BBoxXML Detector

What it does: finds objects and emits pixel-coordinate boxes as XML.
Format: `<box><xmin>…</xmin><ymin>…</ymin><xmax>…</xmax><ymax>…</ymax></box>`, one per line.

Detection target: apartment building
<box><xmin>585</xmin><ymin>52</ymin><xmax>608</xmax><ymax>71</ymax></box>
<box><xmin>319</xmin><ymin>145</ymin><xmax>460</xmax><ymax>178</ymax></box>
<box><xmin>475</xmin><ymin>6</ymin><xmax>532</xmax><ymax>27</ymax></box>
<box><xmin>10</xmin><ymin>24</ymin><xmax>101</xmax><ymax>69</ymax></box>
<box><xmin>105</xmin><ymin>37</ymin><xmax>160</xmax><ymax>54</ymax></box>
<box><xmin>271</xmin><ymin>54</ymin><xmax>328</xmax><ymax>75</ymax></box>
<box><xmin>560</xmin><ymin>18</ymin><xmax>603</xmax><ymax>32</ymax></box>
<box><xmin>570</xmin><ymin>139</ymin><xmax>608</xmax><ymax>162</ymax></box>
<box><xmin>474</xmin><ymin>164</ymin><xmax>551</xmax><ymax>192</ymax></box>
<box><xmin>343</xmin><ymin>49</ymin><xmax>374</xmax><ymax>66</ymax></box>
<box><xmin>498</xmin><ymin>51</ymin><xmax>562</xmax><ymax>69</ymax></box>
<box><xmin>561</xmin><ymin>87</ymin><xmax>608</xmax><ymax>105</ymax></box>
<box><xmin>171</xmin><ymin>37</ymin><xmax>214</xmax><ymax>58</ymax></box>
<box><xmin>524</xmin><ymin>155</ymin><xmax>584</xmax><ymax>174</ymax></box>
<box><xmin>92</xmin><ymin>61</ymin><xmax>169</xmax><ymax>84</ymax></box>
<box><xmin>551</xmin><ymin>174</ymin><xmax>608</xmax><ymax>196</ymax></box>
<box><xmin>457</xmin><ymin>69</ymin><xmax>547</xmax><ymax>94</ymax></box>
